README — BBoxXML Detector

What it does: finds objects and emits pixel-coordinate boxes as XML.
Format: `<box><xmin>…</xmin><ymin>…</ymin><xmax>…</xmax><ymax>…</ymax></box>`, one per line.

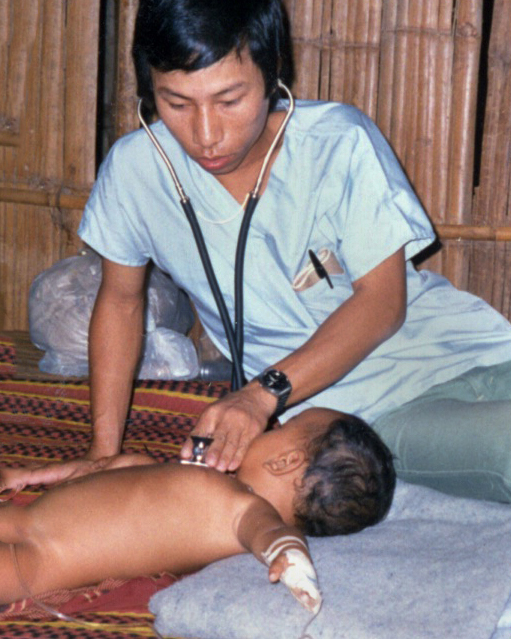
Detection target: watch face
<box><xmin>263</xmin><ymin>369</ymin><xmax>290</xmax><ymax>392</ymax></box>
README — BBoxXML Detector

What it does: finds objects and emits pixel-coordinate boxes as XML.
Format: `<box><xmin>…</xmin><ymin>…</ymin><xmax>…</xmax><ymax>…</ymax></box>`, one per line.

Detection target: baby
<box><xmin>0</xmin><ymin>408</ymin><xmax>395</xmax><ymax>611</ymax></box>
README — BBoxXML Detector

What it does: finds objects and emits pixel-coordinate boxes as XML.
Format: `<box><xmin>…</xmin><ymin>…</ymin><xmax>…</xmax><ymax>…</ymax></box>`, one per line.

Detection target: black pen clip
<box><xmin>308</xmin><ymin>250</ymin><xmax>333</xmax><ymax>289</ymax></box>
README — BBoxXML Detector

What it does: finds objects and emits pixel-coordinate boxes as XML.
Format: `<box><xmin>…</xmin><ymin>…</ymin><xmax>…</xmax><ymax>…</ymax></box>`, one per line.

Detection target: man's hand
<box><xmin>0</xmin><ymin>453</ymin><xmax>156</xmax><ymax>500</ymax></box>
<box><xmin>180</xmin><ymin>382</ymin><xmax>277</xmax><ymax>472</ymax></box>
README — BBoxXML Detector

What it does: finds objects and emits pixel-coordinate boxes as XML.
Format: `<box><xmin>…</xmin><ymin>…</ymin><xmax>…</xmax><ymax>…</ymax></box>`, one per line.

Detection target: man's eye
<box><xmin>222</xmin><ymin>98</ymin><xmax>240</xmax><ymax>107</ymax></box>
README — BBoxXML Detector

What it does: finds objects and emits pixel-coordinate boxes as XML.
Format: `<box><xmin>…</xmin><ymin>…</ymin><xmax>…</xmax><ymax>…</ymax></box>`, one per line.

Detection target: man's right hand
<box><xmin>0</xmin><ymin>453</ymin><xmax>156</xmax><ymax>500</ymax></box>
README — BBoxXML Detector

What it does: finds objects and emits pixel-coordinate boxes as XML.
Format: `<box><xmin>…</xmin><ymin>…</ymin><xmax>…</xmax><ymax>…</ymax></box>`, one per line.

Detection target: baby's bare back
<box><xmin>14</xmin><ymin>463</ymin><xmax>255</xmax><ymax>594</ymax></box>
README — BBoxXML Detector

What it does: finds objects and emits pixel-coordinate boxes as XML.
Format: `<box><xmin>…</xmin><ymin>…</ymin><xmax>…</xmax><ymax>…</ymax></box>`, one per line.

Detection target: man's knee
<box><xmin>372</xmin><ymin>398</ymin><xmax>511</xmax><ymax>503</ymax></box>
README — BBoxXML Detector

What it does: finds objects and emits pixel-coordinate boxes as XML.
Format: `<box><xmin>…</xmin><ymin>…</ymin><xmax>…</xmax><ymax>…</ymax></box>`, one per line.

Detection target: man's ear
<box><xmin>263</xmin><ymin>449</ymin><xmax>308</xmax><ymax>475</ymax></box>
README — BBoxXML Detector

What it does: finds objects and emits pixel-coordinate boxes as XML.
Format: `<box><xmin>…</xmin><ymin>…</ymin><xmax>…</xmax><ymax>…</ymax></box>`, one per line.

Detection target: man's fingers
<box><xmin>179</xmin><ymin>387</ymin><xmax>273</xmax><ymax>470</ymax></box>
<box><xmin>0</xmin><ymin>462</ymin><xmax>65</xmax><ymax>496</ymax></box>
<box><xmin>205</xmin><ymin>431</ymin><xmax>241</xmax><ymax>472</ymax></box>
<box><xmin>179</xmin><ymin>438</ymin><xmax>193</xmax><ymax>460</ymax></box>
<box><xmin>226</xmin><ymin>439</ymin><xmax>250</xmax><ymax>472</ymax></box>
<box><xmin>31</xmin><ymin>460</ymin><xmax>95</xmax><ymax>486</ymax></box>
<box><xmin>0</xmin><ymin>455</ymin><xmax>156</xmax><ymax>499</ymax></box>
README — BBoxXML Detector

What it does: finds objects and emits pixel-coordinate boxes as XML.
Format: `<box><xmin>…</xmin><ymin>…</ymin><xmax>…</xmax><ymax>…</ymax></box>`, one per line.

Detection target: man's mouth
<box><xmin>196</xmin><ymin>155</ymin><xmax>235</xmax><ymax>172</ymax></box>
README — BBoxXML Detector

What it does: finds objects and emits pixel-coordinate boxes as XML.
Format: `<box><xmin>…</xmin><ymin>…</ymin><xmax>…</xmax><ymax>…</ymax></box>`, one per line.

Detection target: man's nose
<box><xmin>193</xmin><ymin>106</ymin><xmax>223</xmax><ymax>151</ymax></box>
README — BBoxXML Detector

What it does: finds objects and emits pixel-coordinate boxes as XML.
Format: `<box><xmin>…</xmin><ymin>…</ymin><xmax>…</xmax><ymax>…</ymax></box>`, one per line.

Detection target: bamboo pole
<box><xmin>3</xmin><ymin>180</ymin><xmax>511</xmax><ymax>244</ymax></box>
<box><xmin>14</xmin><ymin>2</ymin><xmax>43</xmax><ymax>181</ymax></box>
<box><xmin>350</xmin><ymin>2</ymin><xmax>367</xmax><ymax>111</ymax></box>
<box><xmin>0</xmin><ymin>0</ymin><xmax>8</xmax><ymax>113</ymax></box>
<box><xmin>469</xmin><ymin>0</ymin><xmax>511</xmax><ymax>317</ymax></box>
<box><xmin>37</xmin><ymin>0</ymin><xmax>66</xmax><ymax>180</ymax></box>
<box><xmin>286</xmin><ymin>0</ymin><xmax>321</xmax><ymax>99</ymax></box>
<box><xmin>114</xmin><ymin>0</ymin><xmax>139</xmax><ymax>138</ymax></box>
<box><xmin>417</xmin><ymin>0</ymin><xmax>442</xmax><ymax>220</ymax></box>
<box><xmin>431</xmin><ymin>19</ymin><xmax>453</xmax><ymax>223</ymax></box>
<box><xmin>473</xmin><ymin>0</ymin><xmax>511</xmax><ymax>225</ymax></box>
<box><xmin>434</xmin><ymin>1</ymin><xmax>461</xmax><ymax>290</ymax></box>
<box><xmin>318</xmin><ymin>0</ymin><xmax>333</xmax><ymax>100</ymax></box>
<box><xmin>403</xmin><ymin>0</ymin><xmax>422</xmax><ymax>182</ymax></box>
<box><xmin>64</xmin><ymin>0</ymin><xmax>101</xmax><ymax>188</ymax></box>
<box><xmin>4</xmin><ymin>0</ymin><xmax>39</xmax><ymax>180</ymax></box>
<box><xmin>0</xmin><ymin>185</ymin><xmax>89</xmax><ymax>210</ymax></box>
<box><xmin>327</xmin><ymin>0</ymin><xmax>347</xmax><ymax>102</ymax></box>
<box><xmin>364</xmin><ymin>0</ymin><xmax>382</xmax><ymax>118</ymax></box>
<box><xmin>4</xmin><ymin>0</ymin><xmax>38</xmax><ymax>134</ymax></box>
<box><xmin>0</xmin><ymin>0</ymin><xmax>10</xmax><ymax>183</ymax></box>
<box><xmin>441</xmin><ymin>0</ymin><xmax>481</xmax><ymax>292</ymax></box>
<box><xmin>377</xmin><ymin>0</ymin><xmax>398</xmax><ymax>135</ymax></box>
<box><xmin>343</xmin><ymin>0</ymin><xmax>357</xmax><ymax>105</ymax></box>
<box><xmin>489</xmin><ymin>10</ymin><xmax>511</xmax><ymax>317</ymax></box>
<box><xmin>447</xmin><ymin>0</ymin><xmax>482</xmax><ymax>224</ymax></box>
<box><xmin>438</xmin><ymin>225</ymin><xmax>511</xmax><ymax>242</ymax></box>
<box><xmin>386</xmin><ymin>2</ymin><xmax>409</xmax><ymax>157</ymax></box>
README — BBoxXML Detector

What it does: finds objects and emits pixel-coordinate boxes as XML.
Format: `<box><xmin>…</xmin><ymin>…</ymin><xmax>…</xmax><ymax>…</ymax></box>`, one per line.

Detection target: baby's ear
<box><xmin>263</xmin><ymin>449</ymin><xmax>308</xmax><ymax>475</ymax></box>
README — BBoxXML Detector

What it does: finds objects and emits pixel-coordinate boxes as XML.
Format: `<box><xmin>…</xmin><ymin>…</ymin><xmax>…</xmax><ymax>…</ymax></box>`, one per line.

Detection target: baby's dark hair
<box><xmin>293</xmin><ymin>415</ymin><xmax>396</xmax><ymax>536</ymax></box>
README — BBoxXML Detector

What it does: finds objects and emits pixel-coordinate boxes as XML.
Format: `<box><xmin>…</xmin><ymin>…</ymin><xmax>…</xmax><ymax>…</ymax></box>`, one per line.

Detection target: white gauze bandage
<box><xmin>262</xmin><ymin>536</ymin><xmax>322</xmax><ymax>615</ymax></box>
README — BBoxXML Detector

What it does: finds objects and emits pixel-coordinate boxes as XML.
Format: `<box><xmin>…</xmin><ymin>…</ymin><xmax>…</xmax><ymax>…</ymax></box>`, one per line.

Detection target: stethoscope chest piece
<box><xmin>180</xmin><ymin>435</ymin><xmax>214</xmax><ymax>466</ymax></box>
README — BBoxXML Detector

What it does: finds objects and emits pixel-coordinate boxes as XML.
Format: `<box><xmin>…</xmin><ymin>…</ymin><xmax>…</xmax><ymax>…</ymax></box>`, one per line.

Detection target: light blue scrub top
<box><xmin>79</xmin><ymin>100</ymin><xmax>511</xmax><ymax>423</ymax></box>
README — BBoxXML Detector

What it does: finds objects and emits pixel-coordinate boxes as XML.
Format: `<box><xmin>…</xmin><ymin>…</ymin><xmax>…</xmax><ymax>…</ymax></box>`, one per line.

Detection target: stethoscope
<box><xmin>137</xmin><ymin>80</ymin><xmax>295</xmax><ymax>391</ymax></box>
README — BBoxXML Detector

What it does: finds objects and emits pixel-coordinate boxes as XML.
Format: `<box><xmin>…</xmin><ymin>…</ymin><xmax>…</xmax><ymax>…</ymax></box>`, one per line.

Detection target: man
<box><xmin>78</xmin><ymin>0</ymin><xmax>511</xmax><ymax>502</ymax></box>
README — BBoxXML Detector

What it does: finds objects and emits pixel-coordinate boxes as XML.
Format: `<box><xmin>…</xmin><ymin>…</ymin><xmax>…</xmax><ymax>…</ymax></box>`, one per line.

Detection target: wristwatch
<box><xmin>257</xmin><ymin>368</ymin><xmax>292</xmax><ymax>417</ymax></box>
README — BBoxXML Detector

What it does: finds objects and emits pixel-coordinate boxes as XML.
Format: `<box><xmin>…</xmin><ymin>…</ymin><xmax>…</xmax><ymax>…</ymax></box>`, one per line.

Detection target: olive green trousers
<box><xmin>372</xmin><ymin>360</ymin><xmax>511</xmax><ymax>502</ymax></box>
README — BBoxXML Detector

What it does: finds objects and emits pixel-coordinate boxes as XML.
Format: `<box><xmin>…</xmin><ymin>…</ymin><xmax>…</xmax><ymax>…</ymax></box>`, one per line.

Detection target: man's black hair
<box><xmin>294</xmin><ymin>415</ymin><xmax>397</xmax><ymax>536</ymax></box>
<box><xmin>132</xmin><ymin>0</ymin><xmax>294</xmax><ymax>115</ymax></box>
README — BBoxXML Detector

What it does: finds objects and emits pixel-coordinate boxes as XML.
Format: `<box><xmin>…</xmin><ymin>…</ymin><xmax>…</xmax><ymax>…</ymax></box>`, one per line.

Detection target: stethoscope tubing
<box><xmin>181</xmin><ymin>195</ymin><xmax>246</xmax><ymax>389</ymax></box>
<box><xmin>233</xmin><ymin>192</ymin><xmax>258</xmax><ymax>385</ymax></box>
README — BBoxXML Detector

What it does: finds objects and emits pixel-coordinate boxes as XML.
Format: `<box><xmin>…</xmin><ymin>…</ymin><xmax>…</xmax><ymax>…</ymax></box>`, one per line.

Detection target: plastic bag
<box><xmin>29</xmin><ymin>249</ymin><xmax>199</xmax><ymax>379</ymax></box>
<box><xmin>138</xmin><ymin>327</ymin><xmax>199</xmax><ymax>379</ymax></box>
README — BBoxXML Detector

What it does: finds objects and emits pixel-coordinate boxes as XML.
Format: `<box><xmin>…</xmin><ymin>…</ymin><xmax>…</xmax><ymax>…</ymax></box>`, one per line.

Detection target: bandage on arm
<box><xmin>262</xmin><ymin>535</ymin><xmax>322</xmax><ymax>615</ymax></box>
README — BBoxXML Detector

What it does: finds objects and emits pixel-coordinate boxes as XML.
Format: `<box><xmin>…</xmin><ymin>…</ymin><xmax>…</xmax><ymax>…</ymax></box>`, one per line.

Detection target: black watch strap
<box><xmin>257</xmin><ymin>368</ymin><xmax>292</xmax><ymax>417</ymax></box>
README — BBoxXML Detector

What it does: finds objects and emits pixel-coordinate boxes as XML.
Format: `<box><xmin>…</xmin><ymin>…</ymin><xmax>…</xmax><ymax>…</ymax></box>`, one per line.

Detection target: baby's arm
<box><xmin>236</xmin><ymin>499</ymin><xmax>322</xmax><ymax>614</ymax></box>
<box><xmin>0</xmin><ymin>453</ymin><xmax>156</xmax><ymax>500</ymax></box>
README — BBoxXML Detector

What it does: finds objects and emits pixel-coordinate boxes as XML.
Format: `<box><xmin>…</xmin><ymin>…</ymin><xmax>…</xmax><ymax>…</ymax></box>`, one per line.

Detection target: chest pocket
<box><xmin>292</xmin><ymin>248</ymin><xmax>353</xmax><ymax>325</ymax></box>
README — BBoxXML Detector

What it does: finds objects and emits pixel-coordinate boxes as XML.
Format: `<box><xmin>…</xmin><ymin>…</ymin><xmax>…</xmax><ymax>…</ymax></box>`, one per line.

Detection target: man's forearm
<box><xmin>258</xmin><ymin>247</ymin><xmax>407</xmax><ymax>407</ymax></box>
<box><xmin>87</xmin><ymin>288</ymin><xmax>145</xmax><ymax>458</ymax></box>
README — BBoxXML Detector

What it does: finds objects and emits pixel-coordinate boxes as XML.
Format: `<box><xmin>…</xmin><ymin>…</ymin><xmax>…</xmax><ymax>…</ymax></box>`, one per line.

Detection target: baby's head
<box><xmin>237</xmin><ymin>407</ymin><xmax>395</xmax><ymax>536</ymax></box>
<box><xmin>293</xmin><ymin>413</ymin><xmax>396</xmax><ymax>536</ymax></box>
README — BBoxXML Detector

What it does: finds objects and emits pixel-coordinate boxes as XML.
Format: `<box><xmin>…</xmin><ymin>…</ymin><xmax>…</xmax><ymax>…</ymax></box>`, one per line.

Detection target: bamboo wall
<box><xmin>1</xmin><ymin>0</ymin><xmax>510</xmax><ymax>330</ymax></box>
<box><xmin>0</xmin><ymin>0</ymin><xmax>100</xmax><ymax>330</ymax></box>
<box><xmin>469</xmin><ymin>0</ymin><xmax>511</xmax><ymax>318</ymax></box>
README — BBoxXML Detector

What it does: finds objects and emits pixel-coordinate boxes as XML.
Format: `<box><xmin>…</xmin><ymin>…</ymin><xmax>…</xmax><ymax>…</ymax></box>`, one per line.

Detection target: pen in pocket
<box><xmin>308</xmin><ymin>250</ymin><xmax>334</xmax><ymax>289</ymax></box>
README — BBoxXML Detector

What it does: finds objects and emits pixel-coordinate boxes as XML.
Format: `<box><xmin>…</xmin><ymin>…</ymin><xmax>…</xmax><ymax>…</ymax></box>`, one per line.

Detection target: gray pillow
<box><xmin>150</xmin><ymin>481</ymin><xmax>511</xmax><ymax>639</ymax></box>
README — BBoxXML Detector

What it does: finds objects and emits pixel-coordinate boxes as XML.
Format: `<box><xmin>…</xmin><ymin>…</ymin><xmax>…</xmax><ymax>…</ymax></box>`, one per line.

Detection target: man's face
<box><xmin>151</xmin><ymin>48</ymin><xmax>270</xmax><ymax>177</ymax></box>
